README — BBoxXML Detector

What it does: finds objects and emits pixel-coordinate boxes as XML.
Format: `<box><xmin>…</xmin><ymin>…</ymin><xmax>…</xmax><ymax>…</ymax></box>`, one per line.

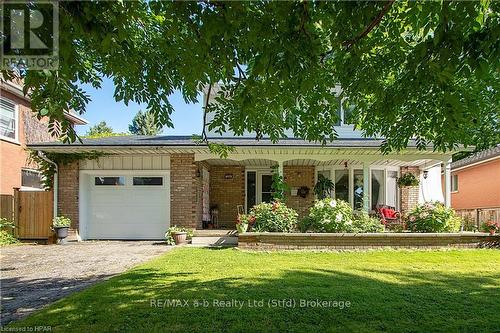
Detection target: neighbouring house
<box><xmin>0</xmin><ymin>78</ymin><xmax>87</xmax><ymax>196</ymax></box>
<box><xmin>448</xmin><ymin>145</ymin><xmax>500</xmax><ymax>224</ymax></box>
<box><xmin>28</xmin><ymin>88</ymin><xmax>465</xmax><ymax>240</ymax></box>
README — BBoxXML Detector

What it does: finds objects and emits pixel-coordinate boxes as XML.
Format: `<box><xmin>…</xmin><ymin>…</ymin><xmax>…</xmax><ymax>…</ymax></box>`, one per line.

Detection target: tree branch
<box><xmin>321</xmin><ymin>0</ymin><xmax>395</xmax><ymax>62</ymax></box>
<box><xmin>342</xmin><ymin>0</ymin><xmax>395</xmax><ymax>49</ymax></box>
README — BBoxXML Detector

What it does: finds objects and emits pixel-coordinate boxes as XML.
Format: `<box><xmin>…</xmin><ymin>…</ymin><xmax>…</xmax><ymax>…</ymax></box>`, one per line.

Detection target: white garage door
<box><xmin>85</xmin><ymin>173</ymin><xmax>170</xmax><ymax>240</ymax></box>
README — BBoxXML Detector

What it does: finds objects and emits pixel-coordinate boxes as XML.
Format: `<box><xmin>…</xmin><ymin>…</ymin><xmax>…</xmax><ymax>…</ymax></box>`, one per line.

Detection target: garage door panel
<box><xmin>85</xmin><ymin>173</ymin><xmax>170</xmax><ymax>240</ymax></box>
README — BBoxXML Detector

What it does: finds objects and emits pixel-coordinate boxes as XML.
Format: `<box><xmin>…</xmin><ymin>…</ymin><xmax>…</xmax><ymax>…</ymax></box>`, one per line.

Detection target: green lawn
<box><xmin>10</xmin><ymin>248</ymin><xmax>500</xmax><ymax>332</ymax></box>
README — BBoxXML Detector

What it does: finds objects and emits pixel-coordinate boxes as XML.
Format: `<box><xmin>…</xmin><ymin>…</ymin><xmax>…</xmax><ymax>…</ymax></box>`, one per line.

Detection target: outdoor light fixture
<box><xmin>423</xmin><ymin>170</ymin><xmax>428</xmax><ymax>179</ymax></box>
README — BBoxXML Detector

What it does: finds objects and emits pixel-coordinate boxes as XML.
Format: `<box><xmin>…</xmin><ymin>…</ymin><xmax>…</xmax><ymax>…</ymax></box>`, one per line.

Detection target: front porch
<box><xmin>196</xmin><ymin>147</ymin><xmax>453</xmax><ymax>229</ymax></box>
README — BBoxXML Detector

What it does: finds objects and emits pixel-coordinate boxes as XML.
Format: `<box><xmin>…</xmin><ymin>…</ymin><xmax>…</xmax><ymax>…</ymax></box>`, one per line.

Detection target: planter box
<box><xmin>238</xmin><ymin>232</ymin><xmax>500</xmax><ymax>251</ymax></box>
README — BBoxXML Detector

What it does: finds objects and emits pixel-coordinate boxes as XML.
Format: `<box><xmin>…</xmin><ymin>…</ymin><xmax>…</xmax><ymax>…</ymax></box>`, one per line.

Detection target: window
<box><xmin>353</xmin><ymin>170</ymin><xmax>364</xmax><ymax>210</ymax></box>
<box><xmin>334</xmin><ymin>101</ymin><xmax>356</xmax><ymax>126</ymax></box>
<box><xmin>343</xmin><ymin>104</ymin><xmax>355</xmax><ymax>125</ymax></box>
<box><xmin>317</xmin><ymin>170</ymin><xmax>333</xmax><ymax>198</ymax></box>
<box><xmin>261</xmin><ymin>174</ymin><xmax>273</xmax><ymax>203</ymax></box>
<box><xmin>0</xmin><ymin>98</ymin><xmax>17</xmax><ymax>141</ymax></box>
<box><xmin>334</xmin><ymin>102</ymin><xmax>342</xmax><ymax>126</ymax></box>
<box><xmin>371</xmin><ymin>170</ymin><xmax>385</xmax><ymax>209</ymax></box>
<box><xmin>386</xmin><ymin>171</ymin><xmax>398</xmax><ymax>208</ymax></box>
<box><xmin>21</xmin><ymin>169</ymin><xmax>43</xmax><ymax>189</ymax></box>
<box><xmin>334</xmin><ymin>170</ymin><xmax>349</xmax><ymax>202</ymax></box>
<box><xmin>133</xmin><ymin>177</ymin><xmax>163</xmax><ymax>186</ymax></box>
<box><xmin>452</xmin><ymin>174</ymin><xmax>459</xmax><ymax>192</ymax></box>
<box><xmin>95</xmin><ymin>177</ymin><xmax>125</xmax><ymax>186</ymax></box>
<box><xmin>246</xmin><ymin>171</ymin><xmax>256</xmax><ymax>212</ymax></box>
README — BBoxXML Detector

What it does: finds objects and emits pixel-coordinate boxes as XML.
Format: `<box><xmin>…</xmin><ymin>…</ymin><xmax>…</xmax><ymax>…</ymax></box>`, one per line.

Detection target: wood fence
<box><xmin>455</xmin><ymin>207</ymin><xmax>500</xmax><ymax>228</ymax></box>
<box><xmin>0</xmin><ymin>194</ymin><xmax>14</xmax><ymax>221</ymax></box>
<box><xmin>0</xmin><ymin>190</ymin><xmax>54</xmax><ymax>241</ymax></box>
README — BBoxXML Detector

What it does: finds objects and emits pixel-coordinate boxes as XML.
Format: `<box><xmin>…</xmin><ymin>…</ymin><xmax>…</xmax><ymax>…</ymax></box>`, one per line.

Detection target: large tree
<box><xmin>2</xmin><ymin>1</ymin><xmax>499</xmax><ymax>152</ymax></box>
<box><xmin>129</xmin><ymin>110</ymin><xmax>162</xmax><ymax>135</ymax></box>
<box><xmin>85</xmin><ymin>121</ymin><xmax>114</xmax><ymax>138</ymax></box>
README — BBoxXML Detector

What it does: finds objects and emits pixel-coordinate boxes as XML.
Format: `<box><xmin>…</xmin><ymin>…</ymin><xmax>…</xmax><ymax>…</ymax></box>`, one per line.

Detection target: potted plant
<box><xmin>52</xmin><ymin>216</ymin><xmax>71</xmax><ymax>243</ymax></box>
<box><xmin>314</xmin><ymin>174</ymin><xmax>334</xmax><ymax>199</ymax></box>
<box><xmin>165</xmin><ymin>226</ymin><xmax>192</xmax><ymax>245</ymax></box>
<box><xmin>481</xmin><ymin>221</ymin><xmax>500</xmax><ymax>235</ymax></box>
<box><xmin>397</xmin><ymin>173</ymin><xmax>420</xmax><ymax>187</ymax></box>
<box><xmin>236</xmin><ymin>214</ymin><xmax>254</xmax><ymax>234</ymax></box>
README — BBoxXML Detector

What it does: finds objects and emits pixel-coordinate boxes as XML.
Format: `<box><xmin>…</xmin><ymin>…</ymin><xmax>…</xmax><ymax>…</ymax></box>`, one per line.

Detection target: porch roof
<box><xmin>29</xmin><ymin>135</ymin><xmax>463</xmax><ymax>151</ymax></box>
<box><xmin>28</xmin><ymin>135</ymin><xmax>458</xmax><ymax>166</ymax></box>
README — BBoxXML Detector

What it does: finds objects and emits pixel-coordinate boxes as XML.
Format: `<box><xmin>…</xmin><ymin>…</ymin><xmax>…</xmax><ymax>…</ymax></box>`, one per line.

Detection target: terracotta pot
<box><xmin>489</xmin><ymin>230</ymin><xmax>496</xmax><ymax>236</ymax></box>
<box><xmin>173</xmin><ymin>232</ymin><xmax>187</xmax><ymax>245</ymax></box>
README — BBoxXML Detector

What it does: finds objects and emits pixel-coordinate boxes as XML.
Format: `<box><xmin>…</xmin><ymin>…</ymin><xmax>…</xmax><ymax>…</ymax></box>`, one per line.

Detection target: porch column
<box><xmin>443</xmin><ymin>158</ymin><xmax>452</xmax><ymax>208</ymax></box>
<box><xmin>277</xmin><ymin>161</ymin><xmax>284</xmax><ymax>177</ymax></box>
<box><xmin>363</xmin><ymin>162</ymin><xmax>370</xmax><ymax>212</ymax></box>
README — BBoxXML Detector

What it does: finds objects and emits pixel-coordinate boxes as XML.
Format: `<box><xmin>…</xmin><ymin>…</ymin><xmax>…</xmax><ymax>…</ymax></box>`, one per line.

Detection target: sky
<box><xmin>76</xmin><ymin>77</ymin><xmax>203</xmax><ymax>136</ymax></box>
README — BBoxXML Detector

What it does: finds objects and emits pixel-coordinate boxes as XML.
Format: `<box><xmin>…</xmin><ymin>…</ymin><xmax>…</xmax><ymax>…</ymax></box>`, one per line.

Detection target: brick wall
<box><xmin>400</xmin><ymin>166</ymin><xmax>420</xmax><ymax>213</ymax></box>
<box><xmin>239</xmin><ymin>232</ymin><xmax>500</xmax><ymax>250</ymax></box>
<box><xmin>0</xmin><ymin>89</ymin><xmax>53</xmax><ymax>195</ymax></box>
<box><xmin>210</xmin><ymin>165</ymin><xmax>245</xmax><ymax>228</ymax></box>
<box><xmin>57</xmin><ymin>161</ymin><xmax>79</xmax><ymax>229</ymax></box>
<box><xmin>170</xmin><ymin>153</ymin><xmax>198</xmax><ymax>229</ymax></box>
<box><xmin>284</xmin><ymin>166</ymin><xmax>315</xmax><ymax>218</ymax></box>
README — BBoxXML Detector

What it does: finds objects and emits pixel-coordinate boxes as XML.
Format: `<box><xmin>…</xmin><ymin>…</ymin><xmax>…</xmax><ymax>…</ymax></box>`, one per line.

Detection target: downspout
<box><xmin>37</xmin><ymin>151</ymin><xmax>58</xmax><ymax>218</ymax></box>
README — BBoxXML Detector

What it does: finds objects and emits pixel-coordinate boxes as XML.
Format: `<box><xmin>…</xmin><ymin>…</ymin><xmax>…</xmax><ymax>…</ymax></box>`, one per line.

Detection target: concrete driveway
<box><xmin>0</xmin><ymin>241</ymin><xmax>172</xmax><ymax>325</ymax></box>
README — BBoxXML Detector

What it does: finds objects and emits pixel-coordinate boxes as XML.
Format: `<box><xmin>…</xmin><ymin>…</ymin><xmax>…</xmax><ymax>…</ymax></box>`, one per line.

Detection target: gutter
<box><xmin>37</xmin><ymin>151</ymin><xmax>58</xmax><ymax>219</ymax></box>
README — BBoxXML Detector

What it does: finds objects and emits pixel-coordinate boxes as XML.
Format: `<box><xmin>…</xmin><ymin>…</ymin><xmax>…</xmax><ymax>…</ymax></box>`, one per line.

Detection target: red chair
<box><xmin>376</xmin><ymin>205</ymin><xmax>404</xmax><ymax>230</ymax></box>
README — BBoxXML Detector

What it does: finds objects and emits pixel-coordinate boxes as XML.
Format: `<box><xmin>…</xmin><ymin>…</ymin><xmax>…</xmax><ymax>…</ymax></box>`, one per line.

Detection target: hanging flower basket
<box><xmin>397</xmin><ymin>173</ymin><xmax>420</xmax><ymax>187</ymax></box>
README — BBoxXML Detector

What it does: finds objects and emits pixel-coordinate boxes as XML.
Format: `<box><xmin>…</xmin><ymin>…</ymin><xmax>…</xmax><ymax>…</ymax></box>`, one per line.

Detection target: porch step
<box><xmin>191</xmin><ymin>230</ymin><xmax>238</xmax><ymax>246</ymax></box>
<box><xmin>193</xmin><ymin>229</ymin><xmax>238</xmax><ymax>237</ymax></box>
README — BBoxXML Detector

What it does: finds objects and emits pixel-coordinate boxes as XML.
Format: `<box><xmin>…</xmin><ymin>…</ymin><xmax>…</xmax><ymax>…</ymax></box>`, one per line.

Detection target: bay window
<box><xmin>316</xmin><ymin>166</ymin><xmax>399</xmax><ymax>211</ymax></box>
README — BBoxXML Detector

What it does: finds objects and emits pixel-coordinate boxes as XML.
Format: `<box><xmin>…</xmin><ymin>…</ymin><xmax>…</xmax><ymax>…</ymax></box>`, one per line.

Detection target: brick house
<box><xmin>448</xmin><ymin>146</ymin><xmax>500</xmax><ymax>223</ymax></box>
<box><xmin>28</xmin><ymin>91</ymin><xmax>461</xmax><ymax>240</ymax></box>
<box><xmin>0</xmin><ymin>79</ymin><xmax>87</xmax><ymax>195</ymax></box>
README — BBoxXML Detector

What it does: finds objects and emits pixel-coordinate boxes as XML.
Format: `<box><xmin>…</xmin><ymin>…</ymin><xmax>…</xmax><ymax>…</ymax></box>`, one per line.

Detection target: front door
<box><xmin>246</xmin><ymin>170</ymin><xmax>273</xmax><ymax>212</ymax></box>
<box><xmin>259</xmin><ymin>173</ymin><xmax>273</xmax><ymax>204</ymax></box>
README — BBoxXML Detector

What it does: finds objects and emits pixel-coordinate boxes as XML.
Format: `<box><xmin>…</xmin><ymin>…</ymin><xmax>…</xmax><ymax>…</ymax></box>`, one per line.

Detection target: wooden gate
<box><xmin>14</xmin><ymin>189</ymin><xmax>53</xmax><ymax>240</ymax></box>
<box><xmin>0</xmin><ymin>194</ymin><xmax>14</xmax><ymax>220</ymax></box>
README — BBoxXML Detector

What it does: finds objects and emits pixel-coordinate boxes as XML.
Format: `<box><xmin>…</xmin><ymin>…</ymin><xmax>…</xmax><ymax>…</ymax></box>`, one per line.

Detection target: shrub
<box><xmin>0</xmin><ymin>218</ymin><xmax>18</xmax><ymax>245</ymax></box>
<box><xmin>0</xmin><ymin>230</ymin><xmax>19</xmax><ymax>245</ymax></box>
<box><xmin>297</xmin><ymin>216</ymin><xmax>314</xmax><ymax>233</ymax></box>
<box><xmin>165</xmin><ymin>226</ymin><xmax>193</xmax><ymax>245</ymax></box>
<box><xmin>306</xmin><ymin>198</ymin><xmax>354</xmax><ymax>232</ymax></box>
<box><xmin>52</xmin><ymin>216</ymin><xmax>71</xmax><ymax>228</ymax></box>
<box><xmin>461</xmin><ymin>217</ymin><xmax>478</xmax><ymax>232</ymax></box>
<box><xmin>406</xmin><ymin>202</ymin><xmax>462</xmax><ymax>232</ymax></box>
<box><xmin>250</xmin><ymin>201</ymin><xmax>297</xmax><ymax>232</ymax></box>
<box><xmin>352</xmin><ymin>212</ymin><xmax>385</xmax><ymax>233</ymax></box>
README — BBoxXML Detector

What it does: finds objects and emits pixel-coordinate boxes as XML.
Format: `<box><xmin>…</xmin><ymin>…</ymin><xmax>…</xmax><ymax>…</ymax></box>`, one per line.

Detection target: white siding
<box><xmin>80</xmin><ymin>155</ymin><xmax>170</xmax><ymax>170</ymax></box>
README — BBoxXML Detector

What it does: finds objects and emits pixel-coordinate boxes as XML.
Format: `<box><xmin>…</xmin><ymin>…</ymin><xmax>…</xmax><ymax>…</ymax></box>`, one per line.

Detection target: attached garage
<box><xmin>78</xmin><ymin>156</ymin><xmax>171</xmax><ymax>240</ymax></box>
